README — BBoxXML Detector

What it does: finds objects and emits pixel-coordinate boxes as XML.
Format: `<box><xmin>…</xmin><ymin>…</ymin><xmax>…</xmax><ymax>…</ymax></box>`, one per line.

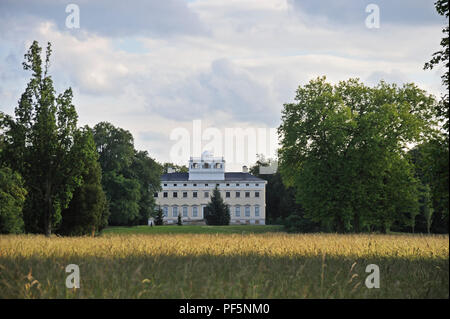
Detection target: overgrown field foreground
<box><xmin>0</xmin><ymin>233</ymin><xmax>448</xmax><ymax>298</ymax></box>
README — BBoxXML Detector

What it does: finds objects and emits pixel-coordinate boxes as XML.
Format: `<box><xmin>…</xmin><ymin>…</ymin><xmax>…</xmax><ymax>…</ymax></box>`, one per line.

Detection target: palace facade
<box><xmin>154</xmin><ymin>151</ymin><xmax>267</xmax><ymax>225</ymax></box>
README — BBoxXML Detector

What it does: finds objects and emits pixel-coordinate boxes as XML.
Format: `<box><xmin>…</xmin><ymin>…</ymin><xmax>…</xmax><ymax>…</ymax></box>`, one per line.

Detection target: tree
<box><xmin>154</xmin><ymin>207</ymin><xmax>164</xmax><ymax>226</ymax></box>
<box><xmin>1</xmin><ymin>41</ymin><xmax>85</xmax><ymax>236</ymax></box>
<box><xmin>58</xmin><ymin>127</ymin><xmax>109</xmax><ymax>236</ymax></box>
<box><xmin>102</xmin><ymin>170</ymin><xmax>141</xmax><ymax>225</ymax></box>
<box><xmin>92</xmin><ymin>122</ymin><xmax>139</xmax><ymax>226</ymax></box>
<box><xmin>204</xmin><ymin>186</ymin><xmax>230</xmax><ymax>225</ymax></box>
<box><xmin>162</xmin><ymin>163</ymin><xmax>188</xmax><ymax>173</ymax></box>
<box><xmin>409</xmin><ymin>138</ymin><xmax>449</xmax><ymax>233</ymax></box>
<box><xmin>0</xmin><ymin>167</ymin><xmax>27</xmax><ymax>234</ymax></box>
<box><xmin>424</xmin><ymin>0</ymin><xmax>449</xmax><ymax>132</ymax></box>
<box><xmin>249</xmin><ymin>155</ymin><xmax>320</xmax><ymax>231</ymax></box>
<box><xmin>177</xmin><ymin>213</ymin><xmax>182</xmax><ymax>226</ymax></box>
<box><xmin>278</xmin><ymin>77</ymin><xmax>436</xmax><ymax>233</ymax></box>
<box><xmin>92</xmin><ymin>122</ymin><xmax>162</xmax><ymax>226</ymax></box>
<box><xmin>129</xmin><ymin>151</ymin><xmax>162</xmax><ymax>225</ymax></box>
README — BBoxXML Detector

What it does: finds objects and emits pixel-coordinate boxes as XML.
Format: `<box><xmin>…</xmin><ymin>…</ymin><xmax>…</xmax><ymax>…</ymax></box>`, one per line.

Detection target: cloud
<box><xmin>0</xmin><ymin>0</ymin><xmax>447</xmax><ymax>165</ymax></box>
<box><xmin>0</xmin><ymin>0</ymin><xmax>208</xmax><ymax>38</ymax></box>
<box><xmin>288</xmin><ymin>0</ymin><xmax>444</xmax><ymax>27</ymax></box>
<box><xmin>143</xmin><ymin>58</ymin><xmax>280</xmax><ymax>126</ymax></box>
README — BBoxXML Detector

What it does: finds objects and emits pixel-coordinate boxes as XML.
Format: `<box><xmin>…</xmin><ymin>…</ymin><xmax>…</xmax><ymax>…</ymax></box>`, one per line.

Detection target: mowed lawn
<box><xmin>103</xmin><ymin>224</ymin><xmax>284</xmax><ymax>235</ymax></box>
<box><xmin>0</xmin><ymin>228</ymin><xmax>448</xmax><ymax>299</ymax></box>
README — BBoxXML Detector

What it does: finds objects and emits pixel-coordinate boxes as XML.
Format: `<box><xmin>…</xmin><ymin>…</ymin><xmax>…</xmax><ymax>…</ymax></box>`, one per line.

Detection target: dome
<box><xmin>201</xmin><ymin>150</ymin><xmax>213</xmax><ymax>160</ymax></box>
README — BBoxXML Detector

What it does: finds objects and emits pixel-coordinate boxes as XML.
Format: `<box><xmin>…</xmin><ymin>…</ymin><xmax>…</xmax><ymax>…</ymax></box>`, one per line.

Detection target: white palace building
<box><xmin>155</xmin><ymin>151</ymin><xmax>267</xmax><ymax>225</ymax></box>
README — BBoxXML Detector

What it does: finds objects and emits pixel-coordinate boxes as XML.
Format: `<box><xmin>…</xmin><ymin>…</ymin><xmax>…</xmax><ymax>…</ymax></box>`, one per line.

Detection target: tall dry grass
<box><xmin>0</xmin><ymin>233</ymin><xmax>448</xmax><ymax>298</ymax></box>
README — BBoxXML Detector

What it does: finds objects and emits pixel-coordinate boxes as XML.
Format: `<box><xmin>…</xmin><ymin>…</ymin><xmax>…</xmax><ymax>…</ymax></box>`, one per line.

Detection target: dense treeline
<box><xmin>0</xmin><ymin>41</ymin><xmax>162</xmax><ymax>236</ymax></box>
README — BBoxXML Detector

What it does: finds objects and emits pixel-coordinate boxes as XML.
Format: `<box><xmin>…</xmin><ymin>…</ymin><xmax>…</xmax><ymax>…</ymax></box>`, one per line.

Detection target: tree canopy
<box><xmin>278</xmin><ymin>77</ymin><xmax>437</xmax><ymax>233</ymax></box>
<box><xmin>1</xmin><ymin>41</ymin><xmax>87</xmax><ymax>235</ymax></box>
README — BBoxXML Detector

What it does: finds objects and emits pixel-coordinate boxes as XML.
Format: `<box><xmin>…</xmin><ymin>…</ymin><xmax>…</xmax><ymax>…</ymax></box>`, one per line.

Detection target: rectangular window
<box><xmin>255</xmin><ymin>192</ymin><xmax>260</xmax><ymax>198</ymax></box>
<box><xmin>245</xmin><ymin>192</ymin><xmax>250</xmax><ymax>198</ymax></box>
<box><xmin>255</xmin><ymin>183</ymin><xmax>259</xmax><ymax>186</ymax></box>
<box><xmin>193</xmin><ymin>192</ymin><xmax>198</xmax><ymax>198</ymax></box>
<box><xmin>204</xmin><ymin>191</ymin><xmax>209</xmax><ymax>198</ymax></box>
<box><xmin>246</xmin><ymin>183</ymin><xmax>249</xmax><ymax>186</ymax></box>
<box><xmin>255</xmin><ymin>206</ymin><xmax>260</xmax><ymax>217</ymax></box>
<box><xmin>236</xmin><ymin>183</ymin><xmax>240</xmax><ymax>186</ymax></box>
<box><xmin>163</xmin><ymin>192</ymin><xmax>168</xmax><ymax>198</ymax></box>
<box><xmin>245</xmin><ymin>206</ymin><xmax>250</xmax><ymax>217</ymax></box>
<box><xmin>193</xmin><ymin>206</ymin><xmax>198</xmax><ymax>217</ymax></box>
<box><xmin>172</xmin><ymin>206</ymin><xmax>178</xmax><ymax>217</ymax></box>
<box><xmin>205</xmin><ymin>183</ymin><xmax>208</xmax><ymax>186</ymax></box>
<box><xmin>183</xmin><ymin>192</ymin><xmax>188</xmax><ymax>198</ymax></box>
<box><xmin>226</xmin><ymin>192</ymin><xmax>230</xmax><ymax>198</ymax></box>
<box><xmin>174</xmin><ymin>184</ymin><xmax>177</xmax><ymax>186</ymax></box>
<box><xmin>193</xmin><ymin>183</ymin><xmax>197</xmax><ymax>186</ymax></box>
<box><xmin>183</xmin><ymin>206</ymin><xmax>188</xmax><ymax>217</ymax></box>
<box><xmin>216</xmin><ymin>183</ymin><xmax>220</xmax><ymax>187</ymax></box>
<box><xmin>173</xmin><ymin>192</ymin><xmax>178</xmax><ymax>198</ymax></box>
<box><xmin>226</xmin><ymin>183</ymin><xmax>230</xmax><ymax>186</ymax></box>
<box><xmin>183</xmin><ymin>183</ymin><xmax>187</xmax><ymax>186</ymax></box>
<box><xmin>236</xmin><ymin>192</ymin><xmax>240</xmax><ymax>198</ymax></box>
<box><xmin>235</xmin><ymin>206</ymin><xmax>241</xmax><ymax>217</ymax></box>
<box><xmin>163</xmin><ymin>207</ymin><xmax>168</xmax><ymax>217</ymax></box>
<box><xmin>154</xmin><ymin>192</ymin><xmax>158</xmax><ymax>198</ymax></box>
<box><xmin>163</xmin><ymin>184</ymin><xmax>167</xmax><ymax>186</ymax></box>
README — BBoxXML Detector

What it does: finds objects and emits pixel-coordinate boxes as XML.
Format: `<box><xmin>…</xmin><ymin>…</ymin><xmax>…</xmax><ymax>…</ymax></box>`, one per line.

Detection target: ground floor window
<box><xmin>235</xmin><ymin>206</ymin><xmax>241</xmax><ymax>217</ymax></box>
<box><xmin>172</xmin><ymin>206</ymin><xmax>178</xmax><ymax>217</ymax></box>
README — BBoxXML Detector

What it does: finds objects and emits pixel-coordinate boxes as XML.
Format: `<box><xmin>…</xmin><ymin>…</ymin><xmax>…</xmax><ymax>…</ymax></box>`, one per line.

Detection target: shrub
<box><xmin>283</xmin><ymin>214</ymin><xmax>320</xmax><ymax>233</ymax></box>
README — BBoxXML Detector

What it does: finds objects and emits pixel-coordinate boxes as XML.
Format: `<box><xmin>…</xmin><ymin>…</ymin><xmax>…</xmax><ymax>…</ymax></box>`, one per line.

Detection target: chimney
<box><xmin>167</xmin><ymin>167</ymin><xmax>175</xmax><ymax>173</ymax></box>
<box><xmin>242</xmin><ymin>165</ymin><xmax>248</xmax><ymax>173</ymax></box>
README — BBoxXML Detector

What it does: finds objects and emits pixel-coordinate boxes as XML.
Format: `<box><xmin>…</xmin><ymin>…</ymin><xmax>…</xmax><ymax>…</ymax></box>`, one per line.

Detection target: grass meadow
<box><xmin>0</xmin><ymin>226</ymin><xmax>448</xmax><ymax>299</ymax></box>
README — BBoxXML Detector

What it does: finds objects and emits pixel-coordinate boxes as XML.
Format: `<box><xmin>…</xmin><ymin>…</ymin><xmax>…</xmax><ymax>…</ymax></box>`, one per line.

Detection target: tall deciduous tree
<box><xmin>278</xmin><ymin>77</ymin><xmax>436</xmax><ymax>233</ymax></box>
<box><xmin>93</xmin><ymin>122</ymin><xmax>139</xmax><ymax>225</ymax></box>
<box><xmin>92</xmin><ymin>122</ymin><xmax>162</xmax><ymax>226</ymax></box>
<box><xmin>2</xmin><ymin>41</ymin><xmax>85</xmax><ymax>236</ymax></box>
<box><xmin>58</xmin><ymin>127</ymin><xmax>109</xmax><ymax>236</ymax></box>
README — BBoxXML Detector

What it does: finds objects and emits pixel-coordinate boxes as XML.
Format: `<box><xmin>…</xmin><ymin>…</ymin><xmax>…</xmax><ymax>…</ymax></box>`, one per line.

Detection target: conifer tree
<box><xmin>205</xmin><ymin>186</ymin><xmax>230</xmax><ymax>225</ymax></box>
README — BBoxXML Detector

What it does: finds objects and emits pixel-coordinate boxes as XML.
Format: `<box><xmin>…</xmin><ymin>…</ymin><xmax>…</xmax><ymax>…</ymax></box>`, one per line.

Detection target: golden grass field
<box><xmin>0</xmin><ymin>232</ymin><xmax>448</xmax><ymax>298</ymax></box>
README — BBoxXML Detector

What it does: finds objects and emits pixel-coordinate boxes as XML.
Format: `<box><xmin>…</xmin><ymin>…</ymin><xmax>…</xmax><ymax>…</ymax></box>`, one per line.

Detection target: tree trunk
<box><xmin>44</xmin><ymin>180</ymin><xmax>52</xmax><ymax>237</ymax></box>
<box><xmin>45</xmin><ymin>199</ymin><xmax>52</xmax><ymax>237</ymax></box>
<box><xmin>335</xmin><ymin>216</ymin><xmax>345</xmax><ymax>233</ymax></box>
<box><xmin>353</xmin><ymin>213</ymin><xmax>360</xmax><ymax>233</ymax></box>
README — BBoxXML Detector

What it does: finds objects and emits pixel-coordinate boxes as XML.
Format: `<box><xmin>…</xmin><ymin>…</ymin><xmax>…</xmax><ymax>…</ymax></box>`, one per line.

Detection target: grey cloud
<box><xmin>288</xmin><ymin>0</ymin><xmax>444</xmax><ymax>26</ymax></box>
<box><xmin>139</xmin><ymin>130</ymin><xmax>170</xmax><ymax>142</ymax></box>
<box><xmin>146</xmin><ymin>59</ymin><xmax>281</xmax><ymax>126</ymax></box>
<box><xmin>0</xmin><ymin>0</ymin><xmax>208</xmax><ymax>37</ymax></box>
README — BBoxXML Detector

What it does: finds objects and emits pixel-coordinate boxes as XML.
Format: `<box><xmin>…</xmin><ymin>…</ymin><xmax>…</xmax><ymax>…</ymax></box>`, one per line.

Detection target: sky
<box><xmin>0</xmin><ymin>0</ymin><xmax>447</xmax><ymax>171</ymax></box>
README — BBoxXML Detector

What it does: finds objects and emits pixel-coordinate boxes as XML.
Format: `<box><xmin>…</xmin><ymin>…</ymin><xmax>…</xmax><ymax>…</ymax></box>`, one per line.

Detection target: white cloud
<box><xmin>0</xmin><ymin>0</ymin><xmax>447</xmax><ymax>167</ymax></box>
